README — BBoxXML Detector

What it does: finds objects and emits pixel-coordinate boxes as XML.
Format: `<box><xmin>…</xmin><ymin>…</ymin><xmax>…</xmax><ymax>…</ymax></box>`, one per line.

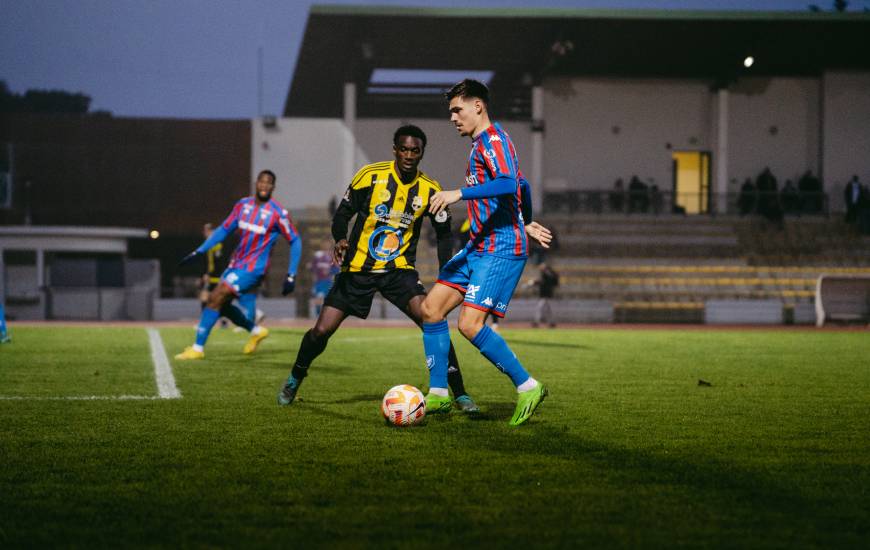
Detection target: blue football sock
<box><xmin>220</xmin><ymin>303</ymin><xmax>254</xmax><ymax>332</ymax></box>
<box><xmin>471</xmin><ymin>324</ymin><xmax>530</xmax><ymax>387</ymax></box>
<box><xmin>0</xmin><ymin>302</ymin><xmax>7</xmax><ymax>339</ymax></box>
<box><xmin>195</xmin><ymin>307</ymin><xmax>221</xmax><ymax>347</ymax></box>
<box><xmin>238</xmin><ymin>292</ymin><xmax>257</xmax><ymax>324</ymax></box>
<box><xmin>422</xmin><ymin>320</ymin><xmax>450</xmax><ymax>389</ymax></box>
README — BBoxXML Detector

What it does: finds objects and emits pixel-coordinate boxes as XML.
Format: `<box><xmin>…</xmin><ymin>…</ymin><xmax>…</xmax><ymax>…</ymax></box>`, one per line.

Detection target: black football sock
<box><xmin>446</xmin><ymin>342</ymin><xmax>467</xmax><ymax>398</ymax></box>
<box><xmin>293</xmin><ymin>329</ymin><xmax>329</xmax><ymax>374</ymax></box>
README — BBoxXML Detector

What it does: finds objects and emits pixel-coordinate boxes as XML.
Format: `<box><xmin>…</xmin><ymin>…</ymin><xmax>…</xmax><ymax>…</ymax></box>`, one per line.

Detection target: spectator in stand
<box><xmin>844</xmin><ymin>175</ymin><xmax>863</xmax><ymax>224</ymax></box>
<box><xmin>649</xmin><ymin>184</ymin><xmax>663</xmax><ymax>215</ymax></box>
<box><xmin>610</xmin><ymin>178</ymin><xmax>625</xmax><ymax>213</ymax></box>
<box><xmin>527</xmin><ymin>262</ymin><xmax>560</xmax><ymax>328</ymax></box>
<box><xmin>628</xmin><ymin>175</ymin><xmax>648</xmax><ymax>213</ymax></box>
<box><xmin>780</xmin><ymin>179</ymin><xmax>800</xmax><ymax>214</ymax></box>
<box><xmin>798</xmin><ymin>170</ymin><xmax>824</xmax><ymax>214</ymax></box>
<box><xmin>738</xmin><ymin>177</ymin><xmax>757</xmax><ymax>216</ymax></box>
<box><xmin>756</xmin><ymin>167</ymin><xmax>783</xmax><ymax>226</ymax></box>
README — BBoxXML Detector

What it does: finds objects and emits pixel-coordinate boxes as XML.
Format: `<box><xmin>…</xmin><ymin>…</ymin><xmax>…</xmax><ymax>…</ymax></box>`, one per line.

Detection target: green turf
<box><xmin>0</xmin><ymin>326</ymin><xmax>868</xmax><ymax>548</ymax></box>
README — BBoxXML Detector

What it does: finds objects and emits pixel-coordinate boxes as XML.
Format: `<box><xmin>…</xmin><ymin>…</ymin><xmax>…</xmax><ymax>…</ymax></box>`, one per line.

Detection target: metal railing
<box><xmin>542</xmin><ymin>189</ymin><xmax>829</xmax><ymax>217</ymax></box>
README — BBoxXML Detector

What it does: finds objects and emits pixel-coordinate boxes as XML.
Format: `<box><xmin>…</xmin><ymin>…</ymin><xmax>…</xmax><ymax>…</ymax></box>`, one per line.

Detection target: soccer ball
<box><xmin>381</xmin><ymin>384</ymin><xmax>426</xmax><ymax>427</ymax></box>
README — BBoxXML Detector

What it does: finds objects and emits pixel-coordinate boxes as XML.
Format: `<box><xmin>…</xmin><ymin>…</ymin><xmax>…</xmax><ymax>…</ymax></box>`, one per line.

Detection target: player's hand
<box><xmin>525</xmin><ymin>222</ymin><xmax>552</xmax><ymax>249</ymax></box>
<box><xmin>429</xmin><ymin>189</ymin><xmax>462</xmax><ymax>215</ymax></box>
<box><xmin>282</xmin><ymin>275</ymin><xmax>296</xmax><ymax>296</ymax></box>
<box><xmin>333</xmin><ymin>239</ymin><xmax>349</xmax><ymax>265</ymax></box>
<box><xmin>178</xmin><ymin>250</ymin><xmax>200</xmax><ymax>267</ymax></box>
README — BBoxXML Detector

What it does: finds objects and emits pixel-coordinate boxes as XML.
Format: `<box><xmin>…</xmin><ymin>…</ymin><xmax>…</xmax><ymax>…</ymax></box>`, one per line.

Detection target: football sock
<box><xmin>220</xmin><ymin>303</ymin><xmax>254</xmax><ymax>332</ymax></box>
<box><xmin>517</xmin><ymin>377</ymin><xmax>539</xmax><ymax>393</ymax></box>
<box><xmin>289</xmin><ymin>363</ymin><xmax>308</xmax><ymax>386</ymax></box>
<box><xmin>422</xmin><ymin>320</ymin><xmax>450</xmax><ymax>391</ymax></box>
<box><xmin>294</xmin><ymin>329</ymin><xmax>329</xmax><ymax>368</ymax></box>
<box><xmin>195</xmin><ymin>307</ymin><xmax>221</xmax><ymax>347</ymax></box>
<box><xmin>471</xmin><ymin>324</ymin><xmax>530</xmax><ymax>387</ymax></box>
<box><xmin>238</xmin><ymin>292</ymin><xmax>257</xmax><ymax>323</ymax></box>
<box><xmin>446</xmin><ymin>343</ymin><xmax>467</xmax><ymax>397</ymax></box>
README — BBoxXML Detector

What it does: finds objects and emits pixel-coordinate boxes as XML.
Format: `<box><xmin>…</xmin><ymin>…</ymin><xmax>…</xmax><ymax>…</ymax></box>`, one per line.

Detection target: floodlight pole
<box><xmin>343</xmin><ymin>82</ymin><xmax>357</xmax><ymax>189</ymax></box>
<box><xmin>715</xmin><ymin>88</ymin><xmax>729</xmax><ymax>214</ymax></box>
<box><xmin>531</xmin><ymin>85</ymin><xmax>544</xmax><ymax>216</ymax></box>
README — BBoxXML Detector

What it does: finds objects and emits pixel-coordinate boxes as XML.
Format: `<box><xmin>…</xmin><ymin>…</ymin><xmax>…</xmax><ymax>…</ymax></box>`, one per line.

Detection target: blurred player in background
<box><xmin>309</xmin><ymin>240</ymin><xmax>339</xmax><ymax>317</ymax></box>
<box><xmin>277</xmin><ymin>125</ymin><xmax>478</xmax><ymax>412</ymax></box>
<box><xmin>0</xmin><ymin>300</ymin><xmax>9</xmax><ymax>343</ymax></box>
<box><xmin>176</xmin><ymin>170</ymin><xmax>301</xmax><ymax>360</ymax></box>
<box><xmin>422</xmin><ymin>79</ymin><xmax>552</xmax><ymax>426</ymax></box>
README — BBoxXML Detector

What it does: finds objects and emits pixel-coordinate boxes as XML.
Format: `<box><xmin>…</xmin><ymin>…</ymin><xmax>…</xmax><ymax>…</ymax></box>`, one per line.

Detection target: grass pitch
<box><xmin>1</xmin><ymin>325</ymin><xmax>868</xmax><ymax>548</ymax></box>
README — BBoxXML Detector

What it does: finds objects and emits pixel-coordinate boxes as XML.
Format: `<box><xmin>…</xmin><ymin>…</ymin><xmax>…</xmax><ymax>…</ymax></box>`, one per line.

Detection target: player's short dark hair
<box><xmin>393</xmin><ymin>125</ymin><xmax>427</xmax><ymax>149</ymax></box>
<box><xmin>445</xmin><ymin>79</ymin><xmax>490</xmax><ymax>105</ymax></box>
<box><xmin>258</xmin><ymin>169</ymin><xmax>276</xmax><ymax>184</ymax></box>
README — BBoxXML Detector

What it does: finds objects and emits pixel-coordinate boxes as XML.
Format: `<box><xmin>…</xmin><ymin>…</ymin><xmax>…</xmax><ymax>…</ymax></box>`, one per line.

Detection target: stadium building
<box><xmin>2</xmin><ymin>6</ymin><xmax>869</xmax><ymax>324</ymax></box>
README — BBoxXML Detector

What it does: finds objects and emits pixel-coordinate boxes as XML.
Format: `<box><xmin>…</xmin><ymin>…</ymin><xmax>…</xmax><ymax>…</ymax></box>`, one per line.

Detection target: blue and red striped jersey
<box><xmin>464</xmin><ymin>123</ymin><xmax>527</xmax><ymax>257</ymax></box>
<box><xmin>199</xmin><ymin>197</ymin><xmax>299</xmax><ymax>275</ymax></box>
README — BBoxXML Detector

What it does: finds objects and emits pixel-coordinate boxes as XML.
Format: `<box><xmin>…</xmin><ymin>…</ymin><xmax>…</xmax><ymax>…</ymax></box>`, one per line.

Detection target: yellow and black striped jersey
<box><xmin>332</xmin><ymin>160</ymin><xmax>451</xmax><ymax>273</ymax></box>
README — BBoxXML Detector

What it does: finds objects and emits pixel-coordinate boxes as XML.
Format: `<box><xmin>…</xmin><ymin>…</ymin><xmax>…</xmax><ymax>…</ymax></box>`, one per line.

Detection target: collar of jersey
<box><xmin>390</xmin><ymin>161</ymin><xmax>419</xmax><ymax>188</ymax></box>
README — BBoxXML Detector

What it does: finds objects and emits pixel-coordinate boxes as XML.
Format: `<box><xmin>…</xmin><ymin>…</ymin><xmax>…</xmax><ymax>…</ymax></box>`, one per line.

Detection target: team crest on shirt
<box><xmin>368</xmin><ymin>226</ymin><xmax>404</xmax><ymax>262</ymax></box>
<box><xmin>484</xmin><ymin>150</ymin><xmax>496</xmax><ymax>159</ymax></box>
<box><xmin>411</xmin><ymin>195</ymin><xmax>423</xmax><ymax>211</ymax></box>
<box><xmin>260</xmin><ymin>210</ymin><xmax>270</xmax><ymax>220</ymax></box>
<box><xmin>378</xmin><ymin>188</ymin><xmax>391</xmax><ymax>202</ymax></box>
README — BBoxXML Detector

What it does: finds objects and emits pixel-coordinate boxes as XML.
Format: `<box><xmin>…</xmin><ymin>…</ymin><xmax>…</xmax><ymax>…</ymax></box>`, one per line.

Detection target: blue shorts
<box><xmin>312</xmin><ymin>279</ymin><xmax>333</xmax><ymax>298</ymax></box>
<box><xmin>219</xmin><ymin>268</ymin><xmax>264</xmax><ymax>296</ymax></box>
<box><xmin>436</xmin><ymin>250</ymin><xmax>526</xmax><ymax>318</ymax></box>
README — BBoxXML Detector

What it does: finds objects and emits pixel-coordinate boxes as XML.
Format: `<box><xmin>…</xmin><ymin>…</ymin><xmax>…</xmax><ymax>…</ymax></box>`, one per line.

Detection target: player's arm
<box><xmin>331</xmin><ymin>182</ymin><xmax>368</xmax><ymax>264</ymax></box>
<box><xmin>429</xmin><ymin>207</ymin><xmax>454</xmax><ymax>270</ymax></box>
<box><xmin>518</xmin><ymin>173</ymin><xmax>553</xmax><ymax>249</ymax></box>
<box><xmin>278</xmin><ymin>211</ymin><xmax>302</xmax><ymax>295</ymax></box>
<box><xmin>179</xmin><ymin>206</ymin><xmax>239</xmax><ymax>266</ymax></box>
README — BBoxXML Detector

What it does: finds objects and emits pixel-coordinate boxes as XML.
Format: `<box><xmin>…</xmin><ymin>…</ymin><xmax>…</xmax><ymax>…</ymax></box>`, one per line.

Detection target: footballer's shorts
<box><xmin>219</xmin><ymin>268</ymin><xmax>264</xmax><ymax>296</ymax></box>
<box><xmin>436</xmin><ymin>250</ymin><xmax>526</xmax><ymax>318</ymax></box>
<box><xmin>311</xmin><ymin>279</ymin><xmax>334</xmax><ymax>298</ymax></box>
<box><xmin>324</xmin><ymin>269</ymin><xmax>425</xmax><ymax>319</ymax></box>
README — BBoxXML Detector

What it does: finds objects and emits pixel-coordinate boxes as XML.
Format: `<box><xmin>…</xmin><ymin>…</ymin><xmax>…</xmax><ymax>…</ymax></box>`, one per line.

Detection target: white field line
<box><xmin>147</xmin><ymin>327</ymin><xmax>181</xmax><ymax>399</ymax></box>
<box><xmin>0</xmin><ymin>328</ymin><xmax>182</xmax><ymax>401</ymax></box>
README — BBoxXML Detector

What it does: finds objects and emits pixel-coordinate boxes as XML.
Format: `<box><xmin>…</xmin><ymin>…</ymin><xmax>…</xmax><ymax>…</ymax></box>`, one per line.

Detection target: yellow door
<box><xmin>672</xmin><ymin>151</ymin><xmax>711</xmax><ymax>214</ymax></box>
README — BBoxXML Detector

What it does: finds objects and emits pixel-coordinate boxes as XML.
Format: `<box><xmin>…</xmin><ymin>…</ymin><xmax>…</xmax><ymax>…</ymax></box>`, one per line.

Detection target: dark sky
<box><xmin>1</xmin><ymin>0</ymin><xmax>863</xmax><ymax>119</ymax></box>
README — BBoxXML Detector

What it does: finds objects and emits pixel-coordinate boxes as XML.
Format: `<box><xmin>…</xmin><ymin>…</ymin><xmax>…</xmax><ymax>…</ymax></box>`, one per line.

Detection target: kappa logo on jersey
<box><xmin>482</xmin><ymin>297</ymin><xmax>494</xmax><ymax>307</ymax></box>
<box><xmin>489</xmin><ymin>135</ymin><xmax>501</xmax><ymax>142</ymax></box>
<box><xmin>368</xmin><ymin>226</ymin><xmax>404</xmax><ymax>261</ymax></box>
<box><xmin>466</xmin><ymin>284</ymin><xmax>480</xmax><ymax>300</ymax></box>
<box><xmin>412</xmin><ymin>195</ymin><xmax>423</xmax><ymax>211</ymax></box>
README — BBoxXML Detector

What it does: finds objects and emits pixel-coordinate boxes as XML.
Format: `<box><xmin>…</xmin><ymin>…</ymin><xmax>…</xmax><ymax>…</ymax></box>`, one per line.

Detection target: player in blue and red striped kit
<box><xmin>175</xmin><ymin>170</ymin><xmax>302</xmax><ymax>360</ymax></box>
<box><xmin>422</xmin><ymin>79</ymin><xmax>553</xmax><ymax>426</ymax></box>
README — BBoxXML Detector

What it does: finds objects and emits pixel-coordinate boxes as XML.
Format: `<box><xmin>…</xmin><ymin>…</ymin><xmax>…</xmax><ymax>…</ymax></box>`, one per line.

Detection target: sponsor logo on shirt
<box><xmin>496</xmin><ymin>302</ymin><xmax>507</xmax><ymax>311</ymax></box>
<box><xmin>466</xmin><ymin>284</ymin><xmax>480</xmax><ymax>300</ymax></box>
<box><xmin>239</xmin><ymin>220</ymin><xmax>267</xmax><ymax>235</ymax></box>
<box><xmin>368</xmin><ymin>226</ymin><xmax>404</xmax><ymax>262</ymax></box>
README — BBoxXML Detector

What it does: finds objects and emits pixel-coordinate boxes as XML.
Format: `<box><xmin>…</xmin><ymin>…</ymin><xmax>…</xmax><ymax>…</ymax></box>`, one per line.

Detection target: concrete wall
<box><xmin>725</xmin><ymin>77</ymin><xmax>821</xmax><ymax>193</ymax></box>
<box><xmin>251</xmin><ymin>117</ymin><xmax>369</xmax><ymax>212</ymax></box>
<box><xmin>822</xmin><ymin>72</ymin><xmax>870</xmax><ymax>212</ymax></box>
<box><xmin>542</xmin><ymin>77</ymin><xmax>712</xmax><ymax>192</ymax></box>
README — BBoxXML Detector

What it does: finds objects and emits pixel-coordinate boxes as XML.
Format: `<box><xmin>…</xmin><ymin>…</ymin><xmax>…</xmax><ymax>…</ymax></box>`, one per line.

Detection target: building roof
<box><xmin>284</xmin><ymin>5</ymin><xmax>870</xmax><ymax>120</ymax></box>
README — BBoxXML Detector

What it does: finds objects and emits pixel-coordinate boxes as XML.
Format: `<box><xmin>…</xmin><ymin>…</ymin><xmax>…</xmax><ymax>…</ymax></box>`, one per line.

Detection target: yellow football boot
<box><xmin>174</xmin><ymin>347</ymin><xmax>205</xmax><ymax>361</ymax></box>
<box><xmin>243</xmin><ymin>327</ymin><xmax>270</xmax><ymax>354</ymax></box>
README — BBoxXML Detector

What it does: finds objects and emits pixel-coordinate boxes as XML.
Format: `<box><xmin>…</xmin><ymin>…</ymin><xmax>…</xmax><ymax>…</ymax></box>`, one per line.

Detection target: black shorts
<box><xmin>324</xmin><ymin>269</ymin><xmax>426</xmax><ymax>319</ymax></box>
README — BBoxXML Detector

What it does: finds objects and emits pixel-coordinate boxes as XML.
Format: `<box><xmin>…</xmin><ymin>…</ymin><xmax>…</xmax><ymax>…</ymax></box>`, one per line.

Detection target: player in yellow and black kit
<box><xmin>277</xmin><ymin>125</ymin><xmax>478</xmax><ymax>412</ymax></box>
